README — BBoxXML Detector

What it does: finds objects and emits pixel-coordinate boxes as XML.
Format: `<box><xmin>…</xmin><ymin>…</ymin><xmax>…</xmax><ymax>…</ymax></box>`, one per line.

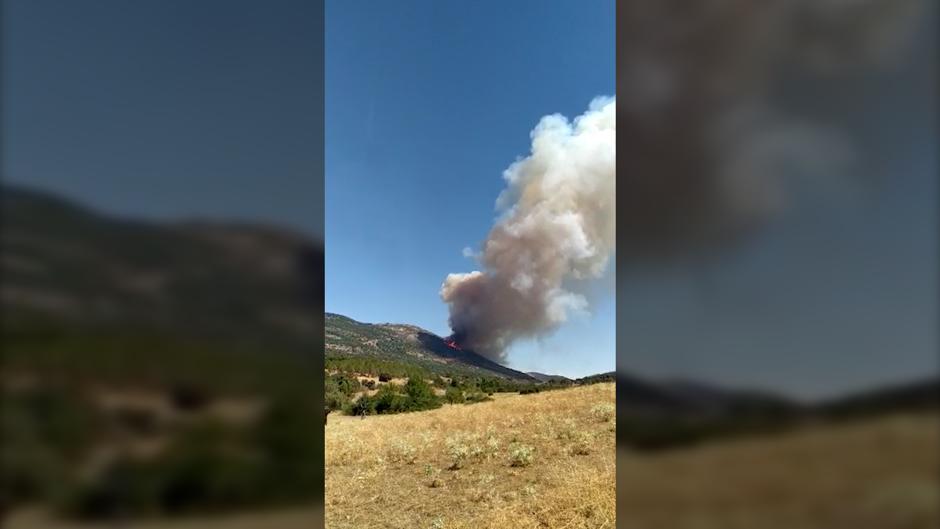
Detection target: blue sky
<box><xmin>616</xmin><ymin>20</ymin><xmax>938</xmax><ymax>399</ymax></box>
<box><xmin>6</xmin><ymin>1</ymin><xmax>931</xmax><ymax>395</ymax></box>
<box><xmin>324</xmin><ymin>0</ymin><xmax>616</xmax><ymax>377</ymax></box>
<box><xmin>4</xmin><ymin>0</ymin><xmax>324</xmax><ymax>238</ymax></box>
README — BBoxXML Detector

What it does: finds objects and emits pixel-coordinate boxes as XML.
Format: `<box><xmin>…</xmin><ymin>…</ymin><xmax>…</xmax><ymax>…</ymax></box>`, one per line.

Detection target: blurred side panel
<box><xmin>1</xmin><ymin>1</ymin><xmax>324</xmax><ymax>528</ymax></box>
<box><xmin>616</xmin><ymin>0</ymin><xmax>938</xmax><ymax>528</ymax></box>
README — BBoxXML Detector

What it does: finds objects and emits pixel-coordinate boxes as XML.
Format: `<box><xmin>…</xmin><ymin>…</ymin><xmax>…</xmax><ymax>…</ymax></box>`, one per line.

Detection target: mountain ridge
<box><xmin>2</xmin><ymin>183</ymin><xmax>324</xmax><ymax>353</ymax></box>
<box><xmin>324</xmin><ymin>312</ymin><xmax>536</xmax><ymax>381</ymax></box>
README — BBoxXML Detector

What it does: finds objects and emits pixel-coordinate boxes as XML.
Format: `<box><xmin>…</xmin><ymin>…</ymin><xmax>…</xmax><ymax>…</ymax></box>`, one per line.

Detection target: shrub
<box><xmin>591</xmin><ymin>403</ymin><xmax>616</xmax><ymax>422</ymax></box>
<box><xmin>567</xmin><ymin>431</ymin><xmax>593</xmax><ymax>456</ymax></box>
<box><xmin>70</xmin><ymin>396</ymin><xmax>324</xmax><ymax>518</ymax></box>
<box><xmin>324</xmin><ymin>389</ymin><xmax>349</xmax><ymax>412</ymax></box>
<box><xmin>386</xmin><ymin>440</ymin><xmax>418</xmax><ymax>465</ymax></box>
<box><xmin>403</xmin><ymin>378</ymin><xmax>440</xmax><ymax>410</ymax></box>
<box><xmin>0</xmin><ymin>421</ymin><xmax>69</xmax><ymax>509</ymax></box>
<box><xmin>378</xmin><ymin>373</ymin><xmax>392</xmax><ymax>383</ymax></box>
<box><xmin>354</xmin><ymin>379</ymin><xmax>443</xmax><ymax>415</ymax></box>
<box><xmin>617</xmin><ymin>416</ymin><xmax>713</xmax><ymax>451</ymax></box>
<box><xmin>373</xmin><ymin>388</ymin><xmax>409</xmax><ymax>414</ymax></box>
<box><xmin>508</xmin><ymin>444</ymin><xmax>534</xmax><ymax>467</ymax></box>
<box><xmin>66</xmin><ymin>420</ymin><xmax>264</xmax><ymax>518</ymax></box>
<box><xmin>362</xmin><ymin>379</ymin><xmax>376</xmax><ymax>390</ymax></box>
<box><xmin>346</xmin><ymin>396</ymin><xmax>376</xmax><ymax>416</ymax></box>
<box><xmin>445</xmin><ymin>436</ymin><xmax>472</xmax><ymax>470</ymax></box>
<box><xmin>18</xmin><ymin>387</ymin><xmax>99</xmax><ymax>457</ymax></box>
<box><xmin>327</xmin><ymin>374</ymin><xmax>361</xmax><ymax>396</ymax></box>
<box><xmin>0</xmin><ymin>386</ymin><xmax>100</xmax><ymax>510</ymax></box>
<box><xmin>444</xmin><ymin>387</ymin><xmax>464</xmax><ymax>404</ymax></box>
<box><xmin>463</xmin><ymin>392</ymin><xmax>492</xmax><ymax>405</ymax></box>
<box><xmin>249</xmin><ymin>396</ymin><xmax>323</xmax><ymax>502</ymax></box>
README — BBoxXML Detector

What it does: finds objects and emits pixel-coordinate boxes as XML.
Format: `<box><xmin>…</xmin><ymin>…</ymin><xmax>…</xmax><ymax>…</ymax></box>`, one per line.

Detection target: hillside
<box><xmin>527</xmin><ymin>372</ymin><xmax>572</xmax><ymax>383</ymax></box>
<box><xmin>2</xmin><ymin>184</ymin><xmax>323</xmax><ymax>354</ymax></box>
<box><xmin>1</xmin><ymin>184</ymin><xmax>326</xmax><ymax>400</ymax></box>
<box><xmin>325</xmin><ymin>313</ymin><xmax>535</xmax><ymax>381</ymax></box>
<box><xmin>2</xmin><ymin>185</ymin><xmax>328</xmax><ymax>523</ymax></box>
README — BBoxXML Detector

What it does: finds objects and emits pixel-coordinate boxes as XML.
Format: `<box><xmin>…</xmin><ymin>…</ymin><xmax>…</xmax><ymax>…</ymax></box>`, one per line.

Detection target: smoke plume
<box><xmin>616</xmin><ymin>0</ymin><xmax>925</xmax><ymax>262</ymax></box>
<box><xmin>441</xmin><ymin>98</ymin><xmax>615</xmax><ymax>361</ymax></box>
<box><xmin>441</xmin><ymin>0</ymin><xmax>926</xmax><ymax>361</ymax></box>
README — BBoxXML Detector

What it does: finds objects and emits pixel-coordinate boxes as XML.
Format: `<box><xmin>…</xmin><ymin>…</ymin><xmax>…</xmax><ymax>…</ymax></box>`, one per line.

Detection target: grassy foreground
<box><xmin>9</xmin><ymin>386</ymin><xmax>934</xmax><ymax>529</ymax></box>
<box><xmin>326</xmin><ymin>383</ymin><xmax>617</xmax><ymax>529</ymax></box>
<box><xmin>617</xmin><ymin>412</ymin><xmax>939</xmax><ymax>529</ymax></box>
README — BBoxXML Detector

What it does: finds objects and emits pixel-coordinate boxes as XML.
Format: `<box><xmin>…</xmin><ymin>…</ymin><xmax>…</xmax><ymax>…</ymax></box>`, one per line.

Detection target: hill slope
<box><xmin>325</xmin><ymin>313</ymin><xmax>535</xmax><ymax>381</ymax></box>
<box><xmin>2</xmin><ymin>184</ymin><xmax>323</xmax><ymax>352</ymax></box>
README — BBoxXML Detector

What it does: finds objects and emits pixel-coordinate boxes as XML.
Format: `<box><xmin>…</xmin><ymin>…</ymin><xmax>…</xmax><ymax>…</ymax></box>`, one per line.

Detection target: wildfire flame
<box><xmin>444</xmin><ymin>337</ymin><xmax>462</xmax><ymax>351</ymax></box>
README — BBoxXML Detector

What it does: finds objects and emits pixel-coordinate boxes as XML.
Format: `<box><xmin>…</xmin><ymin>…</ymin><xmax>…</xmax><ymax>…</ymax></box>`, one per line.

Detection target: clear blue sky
<box><xmin>4</xmin><ymin>0</ymin><xmax>324</xmax><ymax>239</ymax></box>
<box><xmin>324</xmin><ymin>0</ymin><xmax>616</xmax><ymax>378</ymax></box>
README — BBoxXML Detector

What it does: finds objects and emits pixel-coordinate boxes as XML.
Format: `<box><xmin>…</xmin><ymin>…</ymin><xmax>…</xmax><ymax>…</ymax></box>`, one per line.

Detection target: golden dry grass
<box><xmin>325</xmin><ymin>383</ymin><xmax>617</xmax><ymax>529</ymax></box>
<box><xmin>9</xmin><ymin>387</ymin><xmax>935</xmax><ymax>529</ymax></box>
<box><xmin>617</xmin><ymin>413</ymin><xmax>940</xmax><ymax>529</ymax></box>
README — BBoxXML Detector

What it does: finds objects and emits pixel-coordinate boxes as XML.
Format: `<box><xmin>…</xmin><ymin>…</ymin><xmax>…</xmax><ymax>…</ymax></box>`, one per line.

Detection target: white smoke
<box><xmin>615</xmin><ymin>0</ymin><xmax>925</xmax><ymax>262</ymax></box>
<box><xmin>440</xmin><ymin>97</ymin><xmax>615</xmax><ymax>361</ymax></box>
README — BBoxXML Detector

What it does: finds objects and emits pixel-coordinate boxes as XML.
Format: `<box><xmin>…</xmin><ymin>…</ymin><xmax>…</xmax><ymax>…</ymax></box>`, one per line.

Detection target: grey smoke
<box><xmin>616</xmin><ymin>0</ymin><xmax>924</xmax><ymax>263</ymax></box>
<box><xmin>441</xmin><ymin>98</ymin><xmax>615</xmax><ymax>361</ymax></box>
<box><xmin>441</xmin><ymin>0</ymin><xmax>925</xmax><ymax>361</ymax></box>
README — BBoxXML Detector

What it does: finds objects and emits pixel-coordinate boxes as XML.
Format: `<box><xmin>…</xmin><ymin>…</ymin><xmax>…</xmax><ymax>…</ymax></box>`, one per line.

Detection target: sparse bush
<box><xmin>617</xmin><ymin>416</ymin><xmax>713</xmax><ymax>451</ymax></box>
<box><xmin>403</xmin><ymin>377</ymin><xmax>440</xmax><ymax>410</ymax></box>
<box><xmin>556</xmin><ymin>419</ymin><xmax>578</xmax><ymax>441</ymax></box>
<box><xmin>67</xmin><ymin>420</ymin><xmax>262</xmax><ymax>518</ymax></box>
<box><xmin>386</xmin><ymin>439</ymin><xmax>418</xmax><ymax>465</ymax></box>
<box><xmin>362</xmin><ymin>379</ymin><xmax>376</xmax><ymax>390</ymax></box>
<box><xmin>374</xmin><ymin>388</ymin><xmax>409</xmax><ymax>414</ymax></box>
<box><xmin>446</xmin><ymin>436</ymin><xmax>472</xmax><ymax>470</ymax></box>
<box><xmin>508</xmin><ymin>444</ymin><xmax>535</xmax><ymax>467</ymax></box>
<box><xmin>568</xmin><ymin>431</ymin><xmax>593</xmax><ymax>456</ymax></box>
<box><xmin>444</xmin><ymin>430</ymin><xmax>502</xmax><ymax>470</ymax></box>
<box><xmin>346</xmin><ymin>396</ymin><xmax>376</xmax><ymax>416</ymax></box>
<box><xmin>591</xmin><ymin>403</ymin><xmax>616</xmax><ymax>422</ymax></box>
<box><xmin>463</xmin><ymin>392</ymin><xmax>492</xmax><ymax>404</ymax></box>
<box><xmin>328</xmin><ymin>373</ymin><xmax>361</xmax><ymax>396</ymax></box>
<box><xmin>444</xmin><ymin>387</ymin><xmax>464</xmax><ymax>404</ymax></box>
<box><xmin>70</xmin><ymin>396</ymin><xmax>324</xmax><ymax>518</ymax></box>
<box><xmin>1</xmin><ymin>414</ymin><xmax>70</xmax><ymax>510</ymax></box>
<box><xmin>0</xmin><ymin>385</ymin><xmax>100</xmax><ymax>511</ymax></box>
<box><xmin>325</xmin><ymin>388</ymin><xmax>349</xmax><ymax>412</ymax></box>
<box><xmin>352</xmin><ymin>378</ymin><xmax>442</xmax><ymax>415</ymax></box>
<box><xmin>485</xmin><ymin>434</ymin><xmax>500</xmax><ymax>456</ymax></box>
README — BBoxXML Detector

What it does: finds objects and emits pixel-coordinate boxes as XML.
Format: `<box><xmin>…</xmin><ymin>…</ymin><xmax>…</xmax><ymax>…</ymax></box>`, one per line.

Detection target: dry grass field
<box><xmin>8</xmin><ymin>386</ymin><xmax>936</xmax><ymax>529</ymax></box>
<box><xmin>325</xmin><ymin>383</ymin><xmax>617</xmax><ymax>529</ymax></box>
<box><xmin>617</xmin><ymin>413</ymin><xmax>940</xmax><ymax>529</ymax></box>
